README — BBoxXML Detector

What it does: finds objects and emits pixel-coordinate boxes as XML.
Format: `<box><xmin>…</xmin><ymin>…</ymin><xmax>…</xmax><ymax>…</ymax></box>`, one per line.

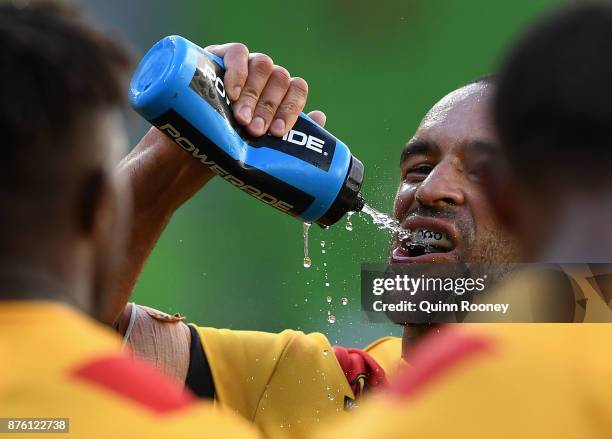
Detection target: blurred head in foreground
<box><xmin>0</xmin><ymin>2</ymin><xmax>131</xmax><ymax>318</ymax></box>
<box><xmin>491</xmin><ymin>1</ymin><xmax>612</xmax><ymax>262</ymax></box>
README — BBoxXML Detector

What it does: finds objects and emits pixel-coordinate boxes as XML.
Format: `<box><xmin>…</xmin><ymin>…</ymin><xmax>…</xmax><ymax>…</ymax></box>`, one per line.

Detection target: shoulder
<box><xmin>195</xmin><ymin>326</ymin><xmax>329</xmax><ymax>358</ymax></box>
<box><xmin>69</xmin><ymin>352</ymin><xmax>196</xmax><ymax>415</ymax></box>
<box><xmin>65</xmin><ymin>352</ymin><xmax>259</xmax><ymax>438</ymax></box>
<box><xmin>364</xmin><ymin>336</ymin><xmax>402</xmax><ymax>353</ymax></box>
<box><xmin>364</xmin><ymin>336</ymin><xmax>402</xmax><ymax>374</ymax></box>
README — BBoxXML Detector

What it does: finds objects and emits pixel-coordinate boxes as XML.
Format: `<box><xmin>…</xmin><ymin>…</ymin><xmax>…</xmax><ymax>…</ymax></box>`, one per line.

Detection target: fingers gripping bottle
<box><xmin>129</xmin><ymin>36</ymin><xmax>364</xmax><ymax>227</ymax></box>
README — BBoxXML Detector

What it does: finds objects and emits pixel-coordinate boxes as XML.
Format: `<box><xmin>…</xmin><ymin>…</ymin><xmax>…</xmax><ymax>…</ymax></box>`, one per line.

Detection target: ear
<box><xmin>78</xmin><ymin>169</ymin><xmax>113</xmax><ymax>239</ymax></box>
<box><xmin>78</xmin><ymin>168</ymin><xmax>127</xmax><ymax>321</ymax></box>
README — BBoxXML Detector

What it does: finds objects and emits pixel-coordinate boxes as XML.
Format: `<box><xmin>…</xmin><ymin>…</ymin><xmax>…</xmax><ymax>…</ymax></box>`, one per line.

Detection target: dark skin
<box><xmin>393</xmin><ymin>82</ymin><xmax>517</xmax><ymax>265</ymax></box>
<box><xmin>0</xmin><ymin>110</ymin><xmax>129</xmax><ymax>321</ymax></box>
<box><xmin>392</xmin><ymin>83</ymin><xmax>519</xmax><ymax>357</ymax></box>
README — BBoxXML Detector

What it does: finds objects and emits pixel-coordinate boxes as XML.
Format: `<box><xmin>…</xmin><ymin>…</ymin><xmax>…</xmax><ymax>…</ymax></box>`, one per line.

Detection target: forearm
<box><xmin>102</xmin><ymin>127</ymin><xmax>215</xmax><ymax>324</ymax></box>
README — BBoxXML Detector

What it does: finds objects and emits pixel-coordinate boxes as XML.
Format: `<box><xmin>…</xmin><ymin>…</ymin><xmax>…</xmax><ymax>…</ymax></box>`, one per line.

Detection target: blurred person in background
<box><xmin>317</xmin><ymin>3</ymin><xmax>612</xmax><ymax>438</ymax></box>
<box><xmin>0</xmin><ymin>3</ymin><xmax>260</xmax><ymax>437</ymax></box>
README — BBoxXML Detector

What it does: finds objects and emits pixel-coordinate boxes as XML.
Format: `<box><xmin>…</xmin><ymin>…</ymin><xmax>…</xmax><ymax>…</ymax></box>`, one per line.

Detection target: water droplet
<box><xmin>304</xmin><ymin>298</ymin><xmax>308</xmax><ymax>303</ymax></box>
<box><xmin>328</xmin><ymin>394</ymin><xmax>335</xmax><ymax>400</ymax></box>
<box><xmin>345</xmin><ymin>211</ymin><xmax>354</xmax><ymax>231</ymax></box>
<box><xmin>320</xmin><ymin>240</ymin><xmax>326</xmax><ymax>248</ymax></box>
<box><xmin>323</xmin><ymin>262</ymin><xmax>327</xmax><ymax>267</ymax></box>
<box><xmin>322</xmin><ymin>249</ymin><xmax>326</xmax><ymax>254</ymax></box>
<box><xmin>327</xmin><ymin>314</ymin><xmax>336</xmax><ymax>324</ymax></box>
<box><xmin>326</xmin><ymin>295</ymin><xmax>332</xmax><ymax>303</ymax></box>
<box><xmin>303</xmin><ymin>223</ymin><xmax>311</xmax><ymax>268</ymax></box>
<box><xmin>325</xmin><ymin>282</ymin><xmax>330</xmax><ymax>287</ymax></box>
<box><xmin>323</xmin><ymin>349</ymin><xmax>329</xmax><ymax>356</ymax></box>
<box><xmin>341</xmin><ymin>297</ymin><xmax>348</xmax><ymax>306</ymax></box>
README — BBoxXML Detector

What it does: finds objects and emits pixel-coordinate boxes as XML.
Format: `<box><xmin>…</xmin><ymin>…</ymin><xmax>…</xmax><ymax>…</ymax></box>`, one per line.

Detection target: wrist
<box><xmin>120</xmin><ymin>127</ymin><xmax>216</xmax><ymax>218</ymax></box>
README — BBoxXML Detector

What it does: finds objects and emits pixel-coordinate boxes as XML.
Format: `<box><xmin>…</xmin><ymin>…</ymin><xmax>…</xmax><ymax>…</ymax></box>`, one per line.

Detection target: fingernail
<box><xmin>250</xmin><ymin>116</ymin><xmax>265</xmax><ymax>134</ymax></box>
<box><xmin>239</xmin><ymin>106</ymin><xmax>252</xmax><ymax>123</ymax></box>
<box><xmin>232</xmin><ymin>86</ymin><xmax>241</xmax><ymax>100</ymax></box>
<box><xmin>270</xmin><ymin>119</ymin><xmax>285</xmax><ymax>135</ymax></box>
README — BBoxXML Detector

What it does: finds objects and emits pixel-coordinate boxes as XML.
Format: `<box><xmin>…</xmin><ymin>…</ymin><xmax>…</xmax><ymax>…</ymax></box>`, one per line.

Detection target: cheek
<box><xmin>465</xmin><ymin>189</ymin><xmax>501</xmax><ymax>237</ymax></box>
<box><xmin>394</xmin><ymin>182</ymin><xmax>417</xmax><ymax>218</ymax></box>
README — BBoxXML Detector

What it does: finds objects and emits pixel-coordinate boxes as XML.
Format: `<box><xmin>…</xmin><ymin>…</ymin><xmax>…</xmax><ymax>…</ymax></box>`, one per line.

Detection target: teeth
<box><xmin>412</xmin><ymin>228</ymin><xmax>453</xmax><ymax>249</ymax></box>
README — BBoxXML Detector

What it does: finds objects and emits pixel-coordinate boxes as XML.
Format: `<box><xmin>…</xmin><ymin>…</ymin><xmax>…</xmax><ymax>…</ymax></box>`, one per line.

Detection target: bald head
<box><xmin>392</xmin><ymin>79</ymin><xmax>519</xmax><ymax>265</ymax></box>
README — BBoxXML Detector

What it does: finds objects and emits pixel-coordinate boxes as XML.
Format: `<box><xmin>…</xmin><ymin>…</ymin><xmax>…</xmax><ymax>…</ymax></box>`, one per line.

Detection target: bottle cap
<box><xmin>316</xmin><ymin>156</ymin><xmax>364</xmax><ymax>227</ymax></box>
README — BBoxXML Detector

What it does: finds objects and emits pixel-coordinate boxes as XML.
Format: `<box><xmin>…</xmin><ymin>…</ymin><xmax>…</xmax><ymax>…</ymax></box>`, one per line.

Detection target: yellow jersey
<box><xmin>319</xmin><ymin>323</ymin><xmax>612</xmax><ymax>439</ymax></box>
<box><xmin>0</xmin><ymin>300</ymin><xmax>259</xmax><ymax>439</ymax></box>
<box><xmin>192</xmin><ymin>326</ymin><xmax>402</xmax><ymax>438</ymax></box>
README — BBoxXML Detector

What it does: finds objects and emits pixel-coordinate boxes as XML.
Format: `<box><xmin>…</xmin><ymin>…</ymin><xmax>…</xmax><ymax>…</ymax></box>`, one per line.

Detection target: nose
<box><xmin>415</xmin><ymin>160</ymin><xmax>465</xmax><ymax>207</ymax></box>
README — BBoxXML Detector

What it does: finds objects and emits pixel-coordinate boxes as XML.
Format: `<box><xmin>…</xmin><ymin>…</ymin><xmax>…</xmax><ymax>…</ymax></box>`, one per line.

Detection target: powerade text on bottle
<box><xmin>129</xmin><ymin>36</ymin><xmax>364</xmax><ymax>227</ymax></box>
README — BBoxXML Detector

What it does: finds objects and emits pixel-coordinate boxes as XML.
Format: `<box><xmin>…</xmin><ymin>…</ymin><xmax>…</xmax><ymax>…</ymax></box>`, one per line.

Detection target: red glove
<box><xmin>333</xmin><ymin>346</ymin><xmax>388</xmax><ymax>399</ymax></box>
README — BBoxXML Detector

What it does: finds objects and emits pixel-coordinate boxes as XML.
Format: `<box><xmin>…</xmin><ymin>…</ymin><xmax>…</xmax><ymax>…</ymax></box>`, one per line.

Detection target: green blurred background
<box><xmin>83</xmin><ymin>0</ymin><xmax>561</xmax><ymax>346</ymax></box>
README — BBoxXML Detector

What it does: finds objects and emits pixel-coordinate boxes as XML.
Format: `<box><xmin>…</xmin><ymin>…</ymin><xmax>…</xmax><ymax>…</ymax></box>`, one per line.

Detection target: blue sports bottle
<box><xmin>129</xmin><ymin>36</ymin><xmax>364</xmax><ymax>227</ymax></box>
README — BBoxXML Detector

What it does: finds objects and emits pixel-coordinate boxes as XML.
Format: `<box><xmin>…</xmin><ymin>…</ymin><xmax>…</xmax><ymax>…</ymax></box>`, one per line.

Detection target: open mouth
<box><xmin>402</xmin><ymin>228</ymin><xmax>454</xmax><ymax>257</ymax></box>
<box><xmin>391</xmin><ymin>218</ymin><xmax>459</xmax><ymax>263</ymax></box>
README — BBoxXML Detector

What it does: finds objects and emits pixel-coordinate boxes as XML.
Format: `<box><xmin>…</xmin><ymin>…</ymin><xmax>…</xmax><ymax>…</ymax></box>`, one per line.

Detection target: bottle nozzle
<box><xmin>354</xmin><ymin>192</ymin><xmax>365</xmax><ymax>212</ymax></box>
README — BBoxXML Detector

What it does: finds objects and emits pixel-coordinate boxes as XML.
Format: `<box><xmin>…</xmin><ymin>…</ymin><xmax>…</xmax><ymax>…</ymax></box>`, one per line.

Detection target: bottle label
<box><xmin>151</xmin><ymin>109</ymin><xmax>315</xmax><ymax>216</ymax></box>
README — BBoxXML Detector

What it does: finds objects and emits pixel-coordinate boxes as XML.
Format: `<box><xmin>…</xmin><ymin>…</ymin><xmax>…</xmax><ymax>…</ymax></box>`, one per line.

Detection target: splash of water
<box><xmin>359</xmin><ymin>203</ymin><xmax>410</xmax><ymax>240</ymax></box>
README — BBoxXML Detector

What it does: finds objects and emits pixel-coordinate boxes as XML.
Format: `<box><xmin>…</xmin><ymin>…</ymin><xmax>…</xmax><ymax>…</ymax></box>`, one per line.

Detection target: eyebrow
<box><xmin>400</xmin><ymin>140</ymin><xmax>438</xmax><ymax>165</ymax></box>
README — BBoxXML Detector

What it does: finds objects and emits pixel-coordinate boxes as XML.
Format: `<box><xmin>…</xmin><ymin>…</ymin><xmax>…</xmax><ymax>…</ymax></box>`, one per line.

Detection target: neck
<box><xmin>539</xmin><ymin>195</ymin><xmax>612</xmax><ymax>262</ymax></box>
<box><xmin>402</xmin><ymin>324</ymin><xmax>437</xmax><ymax>360</ymax></box>
<box><xmin>0</xmin><ymin>261</ymin><xmax>87</xmax><ymax>312</ymax></box>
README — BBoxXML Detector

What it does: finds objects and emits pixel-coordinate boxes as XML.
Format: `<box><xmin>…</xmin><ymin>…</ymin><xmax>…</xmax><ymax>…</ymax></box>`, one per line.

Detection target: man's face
<box><xmin>391</xmin><ymin>82</ymin><xmax>518</xmax><ymax>264</ymax></box>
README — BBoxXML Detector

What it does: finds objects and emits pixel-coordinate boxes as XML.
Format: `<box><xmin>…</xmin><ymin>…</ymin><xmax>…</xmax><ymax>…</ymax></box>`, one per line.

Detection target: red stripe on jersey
<box><xmin>392</xmin><ymin>330</ymin><xmax>494</xmax><ymax>398</ymax></box>
<box><xmin>70</xmin><ymin>354</ymin><xmax>196</xmax><ymax>414</ymax></box>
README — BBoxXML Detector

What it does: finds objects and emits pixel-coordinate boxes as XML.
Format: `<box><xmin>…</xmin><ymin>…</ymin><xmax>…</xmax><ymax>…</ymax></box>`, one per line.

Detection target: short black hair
<box><xmin>495</xmin><ymin>2</ymin><xmax>612</xmax><ymax>186</ymax></box>
<box><xmin>0</xmin><ymin>2</ymin><xmax>130</xmax><ymax>224</ymax></box>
